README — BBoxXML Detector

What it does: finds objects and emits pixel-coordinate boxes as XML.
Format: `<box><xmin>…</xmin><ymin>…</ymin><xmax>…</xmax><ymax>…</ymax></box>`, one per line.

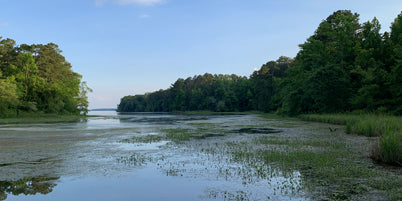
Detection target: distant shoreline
<box><xmin>90</xmin><ymin>108</ymin><xmax>117</xmax><ymax>111</ymax></box>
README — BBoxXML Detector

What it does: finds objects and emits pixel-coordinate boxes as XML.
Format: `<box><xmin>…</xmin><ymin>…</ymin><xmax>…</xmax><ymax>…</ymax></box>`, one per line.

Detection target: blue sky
<box><xmin>1</xmin><ymin>0</ymin><xmax>401</xmax><ymax>109</ymax></box>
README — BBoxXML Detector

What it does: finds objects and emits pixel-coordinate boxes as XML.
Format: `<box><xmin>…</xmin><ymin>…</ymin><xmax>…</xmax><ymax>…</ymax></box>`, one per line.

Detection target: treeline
<box><xmin>118</xmin><ymin>10</ymin><xmax>402</xmax><ymax>115</ymax></box>
<box><xmin>0</xmin><ymin>37</ymin><xmax>91</xmax><ymax>117</ymax></box>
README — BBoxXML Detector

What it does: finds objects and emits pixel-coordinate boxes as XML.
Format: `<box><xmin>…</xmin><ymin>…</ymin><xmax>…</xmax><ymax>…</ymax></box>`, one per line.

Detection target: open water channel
<box><xmin>0</xmin><ymin>111</ymin><xmax>318</xmax><ymax>201</ymax></box>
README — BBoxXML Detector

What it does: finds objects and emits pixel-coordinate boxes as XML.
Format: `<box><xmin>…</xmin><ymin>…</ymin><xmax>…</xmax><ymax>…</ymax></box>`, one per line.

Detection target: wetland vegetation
<box><xmin>300</xmin><ymin>113</ymin><xmax>401</xmax><ymax>165</ymax></box>
<box><xmin>0</xmin><ymin>112</ymin><xmax>401</xmax><ymax>201</ymax></box>
<box><xmin>116</xmin><ymin>10</ymin><xmax>402</xmax><ymax>168</ymax></box>
<box><xmin>118</xmin><ymin>113</ymin><xmax>401</xmax><ymax>200</ymax></box>
<box><xmin>1</xmin><ymin>8</ymin><xmax>401</xmax><ymax>201</ymax></box>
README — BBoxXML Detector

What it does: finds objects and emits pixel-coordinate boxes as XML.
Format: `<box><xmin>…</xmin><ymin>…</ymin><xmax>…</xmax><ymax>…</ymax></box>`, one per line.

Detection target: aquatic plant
<box><xmin>372</xmin><ymin>129</ymin><xmax>402</xmax><ymax>165</ymax></box>
<box><xmin>117</xmin><ymin>153</ymin><xmax>149</xmax><ymax>166</ymax></box>
<box><xmin>120</xmin><ymin>135</ymin><xmax>163</xmax><ymax>143</ymax></box>
<box><xmin>300</xmin><ymin>113</ymin><xmax>402</xmax><ymax>165</ymax></box>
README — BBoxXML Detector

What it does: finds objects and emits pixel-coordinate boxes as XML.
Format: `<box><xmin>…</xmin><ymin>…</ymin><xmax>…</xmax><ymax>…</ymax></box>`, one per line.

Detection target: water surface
<box><xmin>0</xmin><ymin>112</ymin><xmax>307</xmax><ymax>201</ymax></box>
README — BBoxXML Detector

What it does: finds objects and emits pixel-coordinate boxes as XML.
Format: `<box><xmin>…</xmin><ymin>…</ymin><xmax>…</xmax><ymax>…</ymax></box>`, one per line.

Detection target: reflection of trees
<box><xmin>0</xmin><ymin>177</ymin><xmax>59</xmax><ymax>201</ymax></box>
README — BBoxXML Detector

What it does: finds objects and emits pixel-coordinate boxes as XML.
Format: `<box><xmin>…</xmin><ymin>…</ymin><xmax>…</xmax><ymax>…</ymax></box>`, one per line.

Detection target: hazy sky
<box><xmin>1</xmin><ymin>0</ymin><xmax>401</xmax><ymax>109</ymax></box>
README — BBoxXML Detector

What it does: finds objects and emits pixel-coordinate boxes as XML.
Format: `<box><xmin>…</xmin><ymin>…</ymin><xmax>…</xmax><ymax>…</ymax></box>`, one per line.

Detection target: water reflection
<box><xmin>0</xmin><ymin>177</ymin><xmax>59</xmax><ymax>201</ymax></box>
<box><xmin>0</xmin><ymin>112</ymin><xmax>308</xmax><ymax>200</ymax></box>
<box><xmin>117</xmin><ymin>113</ymin><xmax>210</xmax><ymax>125</ymax></box>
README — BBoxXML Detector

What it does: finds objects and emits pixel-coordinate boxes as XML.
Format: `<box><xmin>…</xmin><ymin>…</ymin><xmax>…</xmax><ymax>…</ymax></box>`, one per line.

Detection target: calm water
<box><xmin>0</xmin><ymin>112</ymin><xmax>307</xmax><ymax>201</ymax></box>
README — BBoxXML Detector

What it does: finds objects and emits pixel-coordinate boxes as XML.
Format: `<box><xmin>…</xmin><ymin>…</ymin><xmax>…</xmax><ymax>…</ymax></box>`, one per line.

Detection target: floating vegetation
<box><xmin>120</xmin><ymin>135</ymin><xmax>163</xmax><ymax>144</ymax></box>
<box><xmin>1</xmin><ymin>113</ymin><xmax>400</xmax><ymax>201</ymax></box>
<box><xmin>186</xmin><ymin>122</ymin><xmax>220</xmax><ymax>127</ymax></box>
<box><xmin>116</xmin><ymin>153</ymin><xmax>150</xmax><ymax>166</ymax></box>
<box><xmin>192</xmin><ymin>133</ymin><xmax>226</xmax><ymax>139</ymax></box>
<box><xmin>121</xmin><ymin>128</ymin><xmax>229</xmax><ymax>144</ymax></box>
<box><xmin>208</xmin><ymin>190</ymin><xmax>250</xmax><ymax>201</ymax></box>
<box><xmin>236</xmin><ymin>127</ymin><xmax>282</xmax><ymax>134</ymax></box>
<box><xmin>164</xmin><ymin>129</ymin><xmax>192</xmax><ymax>141</ymax></box>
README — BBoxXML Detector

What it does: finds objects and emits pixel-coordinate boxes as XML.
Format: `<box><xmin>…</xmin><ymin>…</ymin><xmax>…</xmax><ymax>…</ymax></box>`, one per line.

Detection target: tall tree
<box><xmin>389</xmin><ymin>12</ymin><xmax>402</xmax><ymax>114</ymax></box>
<box><xmin>280</xmin><ymin>10</ymin><xmax>360</xmax><ymax>114</ymax></box>
<box><xmin>0</xmin><ymin>71</ymin><xmax>18</xmax><ymax>116</ymax></box>
<box><xmin>0</xmin><ymin>37</ymin><xmax>89</xmax><ymax>116</ymax></box>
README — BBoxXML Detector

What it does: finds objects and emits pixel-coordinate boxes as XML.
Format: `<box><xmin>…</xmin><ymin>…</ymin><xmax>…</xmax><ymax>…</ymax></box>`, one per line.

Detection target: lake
<box><xmin>1</xmin><ymin>111</ymin><xmax>394</xmax><ymax>201</ymax></box>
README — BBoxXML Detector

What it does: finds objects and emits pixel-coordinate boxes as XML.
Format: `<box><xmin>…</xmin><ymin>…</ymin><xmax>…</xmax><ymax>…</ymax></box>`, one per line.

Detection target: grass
<box><xmin>377</xmin><ymin>129</ymin><xmax>401</xmax><ymax>165</ymax></box>
<box><xmin>187</xmin><ymin>113</ymin><xmax>400</xmax><ymax>200</ymax></box>
<box><xmin>0</xmin><ymin>114</ymin><xmax>85</xmax><ymax>124</ymax></box>
<box><xmin>299</xmin><ymin>114</ymin><xmax>401</xmax><ymax>137</ymax></box>
<box><xmin>225</xmin><ymin>134</ymin><xmax>401</xmax><ymax>200</ymax></box>
<box><xmin>300</xmin><ymin>113</ymin><xmax>402</xmax><ymax>166</ymax></box>
<box><xmin>253</xmin><ymin>136</ymin><xmax>347</xmax><ymax>150</ymax></box>
<box><xmin>119</xmin><ymin>113</ymin><xmax>400</xmax><ymax>200</ymax></box>
<box><xmin>163</xmin><ymin>129</ymin><xmax>193</xmax><ymax>141</ymax></box>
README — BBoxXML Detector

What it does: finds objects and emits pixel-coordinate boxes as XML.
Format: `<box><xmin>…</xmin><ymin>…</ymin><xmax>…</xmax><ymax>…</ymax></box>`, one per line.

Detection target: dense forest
<box><xmin>0</xmin><ymin>38</ymin><xmax>91</xmax><ymax>117</ymax></box>
<box><xmin>118</xmin><ymin>10</ymin><xmax>402</xmax><ymax>116</ymax></box>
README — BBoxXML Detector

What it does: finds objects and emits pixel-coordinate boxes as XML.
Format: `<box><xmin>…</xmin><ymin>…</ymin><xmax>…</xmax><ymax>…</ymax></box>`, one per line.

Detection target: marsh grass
<box><xmin>253</xmin><ymin>136</ymin><xmax>347</xmax><ymax>149</ymax></box>
<box><xmin>379</xmin><ymin>130</ymin><xmax>401</xmax><ymax>165</ymax></box>
<box><xmin>164</xmin><ymin>129</ymin><xmax>192</xmax><ymax>141</ymax></box>
<box><xmin>225</xmin><ymin>134</ymin><xmax>400</xmax><ymax>200</ymax></box>
<box><xmin>300</xmin><ymin>113</ymin><xmax>402</xmax><ymax>165</ymax></box>
<box><xmin>116</xmin><ymin>113</ymin><xmax>400</xmax><ymax>200</ymax></box>
<box><xmin>164</xmin><ymin>128</ymin><xmax>230</xmax><ymax>141</ymax></box>
<box><xmin>300</xmin><ymin>114</ymin><xmax>401</xmax><ymax>137</ymax></box>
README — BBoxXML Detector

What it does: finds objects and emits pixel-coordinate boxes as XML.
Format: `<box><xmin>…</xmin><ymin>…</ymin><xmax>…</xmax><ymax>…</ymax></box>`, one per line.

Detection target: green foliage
<box><xmin>118</xmin><ymin>73</ymin><xmax>257</xmax><ymax>112</ymax></box>
<box><xmin>0</xmin><ymin>72</ymin><xmax>18</xmax><ymax>117</ymax></box>
<box><xmin>118</xmin><ymin>9</ymin><xmax>402</xmax><ymax>118</ymax></box>
<box><xmin>389</xmin><ymin>13</ymin><xmax>402</xmax><ymax>114</ymax></box>
<box><xmin>305</xmin><ymin>64</ymin><xmax>351</xmax><ymax>113</ymax></box>
<box><xmin>0</xmin><ymin>37</ymin><xmax>90</xmax><ymax>117</ymax></box>
<box><xmin>118</xmin><ymin>58</ymin><xmax>291</xmax><ymax>113</ymax></box>
<box><xmin>77</xmin><ymin>81</ymin><xmax>92</xmax><ymax>115</ymax></box>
